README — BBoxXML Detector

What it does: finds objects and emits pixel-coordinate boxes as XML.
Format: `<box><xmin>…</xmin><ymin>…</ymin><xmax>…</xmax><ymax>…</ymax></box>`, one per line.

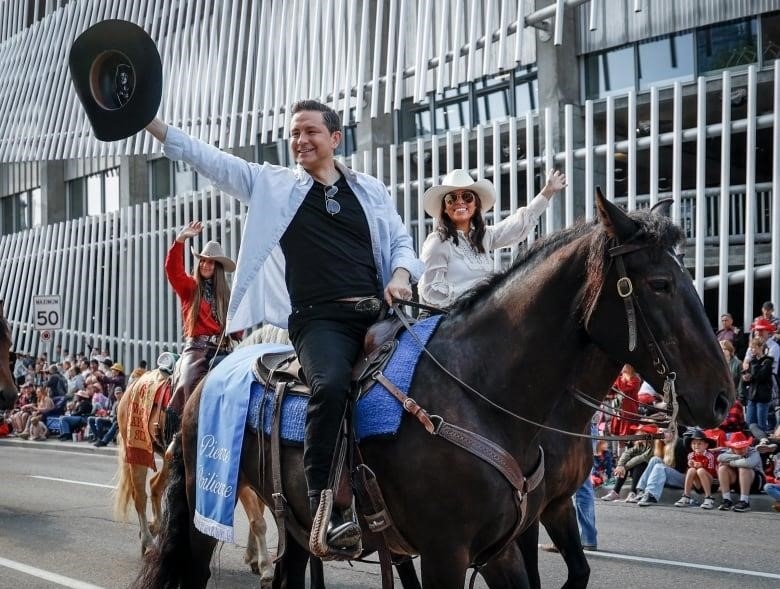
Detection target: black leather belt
<box><xmin>337</xmin><ymin>296</ymin><xmax>382</xmax><ymax>313</ymax></box>
<box><xmin>186</xmin><ymin>335</ymin><xmax>233</xmax><ymax>350</ymax></box>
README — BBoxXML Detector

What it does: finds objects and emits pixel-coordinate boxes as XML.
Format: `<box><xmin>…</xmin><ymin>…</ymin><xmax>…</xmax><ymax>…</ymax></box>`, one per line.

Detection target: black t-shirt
<box><xmin>280</xmin><ymin>176</ymin><xmax>380</xmax><ymax>307</ymax></box>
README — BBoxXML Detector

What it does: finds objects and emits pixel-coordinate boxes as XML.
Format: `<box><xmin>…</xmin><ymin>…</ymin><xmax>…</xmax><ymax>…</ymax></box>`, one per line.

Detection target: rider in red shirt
<box><xmin>165</xmin><ymin>221</ymin><xmax>236</xmax><ymax>414</ymax></box>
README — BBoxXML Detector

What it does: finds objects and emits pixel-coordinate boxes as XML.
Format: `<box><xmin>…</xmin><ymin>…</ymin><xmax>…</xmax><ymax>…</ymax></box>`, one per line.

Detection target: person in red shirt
<box><xmin>674</xmin><ymin>427</ymin><xmax>719</xmax><ymax>509</ymax></box>
<box><xmin>165</xmin><ymin>221</ymin><xmax>236</xmax><ymax>414</ymax></box>
<box><xmin>609</xmin><ymin>364</ymin><xmax>641</xmax><ymax>450</ymax></box>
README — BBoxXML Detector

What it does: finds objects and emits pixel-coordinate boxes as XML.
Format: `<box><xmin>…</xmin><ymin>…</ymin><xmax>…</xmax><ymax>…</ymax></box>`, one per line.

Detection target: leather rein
<box><xmin>391</xmin><ymin>238</ymin><xmax>682</xmax><ymax>444</ymax></box>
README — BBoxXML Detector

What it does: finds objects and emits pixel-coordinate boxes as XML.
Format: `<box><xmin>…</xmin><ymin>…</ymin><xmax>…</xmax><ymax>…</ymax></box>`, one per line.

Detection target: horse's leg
<box><xmin>479</xmin><ymin>542</ymin><xmax>531</xmax><ymax>589</ymax></box>
<box><xmin>540</xmin><ymin>498</ymin><xmax>590</xmax><ymax>589</ymax></box>
<box><xmin>147</xmin><ymin>456</ymin><xmax>170</xmax><ymax>536</ymax></box>
<box><xmin>238</xmin><ymin>483</ymin><xmax>274</xmax><ymax>586</ymax></box>
<box><xmin>129</xmin><ymin>464</ymin><xmax>154</xmax><ymax>554</ymax></box>
<box><xmin>516</xmin><ymin>522</ymin><xmax>541</xmax><ymax>589</ymax></box>
<box><xmin>419</xmin><ymin>551</ymin><xmax>469</xmax><ymax>589</ymax></box>
<box><xmin>271</xmin><ymin>532</ymin><xmax>310</xmax><ymax>589</ymax></box>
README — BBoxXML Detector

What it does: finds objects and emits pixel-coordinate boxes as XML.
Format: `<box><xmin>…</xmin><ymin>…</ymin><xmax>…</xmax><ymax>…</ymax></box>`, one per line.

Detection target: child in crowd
<box><xmin>590</xmin><ymin>439</ymin><xmax>613</xmax><ymax>488</ymax></box>
<box><xmin>717</xmin><ymin>432</ymin><xmax>765</xmax><ymax>512</ymax></box>
<box><xmin>27</xmin><ymin>415</ymin><xmax>48</xmax><ymax>441</ymax></box>
<box><xmin>675</xmin><ymin>428</ymin><xmax>718</xmax><ymax>509</ymax></box>
<box><xmin>601</xmin><ymin>424</ymin><xmax>656</xmax><ymax>502</ymax></box>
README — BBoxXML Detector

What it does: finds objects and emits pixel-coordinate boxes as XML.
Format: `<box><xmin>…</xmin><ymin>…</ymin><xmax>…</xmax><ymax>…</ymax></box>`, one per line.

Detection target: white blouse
<box><xmin>419</xmin><ymin>193</ymin><xmax>550</xmax><ymax>307</ymax></box>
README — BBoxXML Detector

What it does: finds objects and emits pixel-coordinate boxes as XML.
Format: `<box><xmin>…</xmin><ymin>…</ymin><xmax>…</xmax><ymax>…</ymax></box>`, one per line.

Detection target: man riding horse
<box><xmin>145</xmin><ymin>100</ymin><xmax>423</xmax><ymax>553</ymax></box>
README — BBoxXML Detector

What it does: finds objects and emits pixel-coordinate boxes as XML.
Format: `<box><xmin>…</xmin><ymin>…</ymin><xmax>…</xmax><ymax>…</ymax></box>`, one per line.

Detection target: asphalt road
<box><xmin>1</xmin><ymin>440</ymin><xmax>778</xmax><ymax>589</ymax></box>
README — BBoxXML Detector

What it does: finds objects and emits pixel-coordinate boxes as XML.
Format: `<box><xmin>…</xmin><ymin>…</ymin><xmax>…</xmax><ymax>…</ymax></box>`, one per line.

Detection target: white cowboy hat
<box><xmin>191</xmin><ymin>241</ymin><xmax>236</xmax><ymax>272</ymax></box>
<box><xmin>423</xmin><ymin>169</ymin><xmax>497</xmax><ymax>218</ymax></box>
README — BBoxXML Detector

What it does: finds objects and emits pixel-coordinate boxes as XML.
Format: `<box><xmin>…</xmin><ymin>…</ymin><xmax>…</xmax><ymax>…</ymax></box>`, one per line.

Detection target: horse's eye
<box><xmin>649</xmin><ymin>279</ymin><xmax>670</xmax><ymax>293</ymax></box>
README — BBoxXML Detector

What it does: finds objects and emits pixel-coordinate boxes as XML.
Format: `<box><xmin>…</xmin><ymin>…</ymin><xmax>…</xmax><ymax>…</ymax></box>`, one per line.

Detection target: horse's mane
<box><xmin>238</xmin><ymin>324</ymin><xmax>291</xmax><ymax>347</ymax></box>
<box><xmin>449</xmin><ymin>209</ymin><xmax>685</xmax><ymax>318</ymax></box>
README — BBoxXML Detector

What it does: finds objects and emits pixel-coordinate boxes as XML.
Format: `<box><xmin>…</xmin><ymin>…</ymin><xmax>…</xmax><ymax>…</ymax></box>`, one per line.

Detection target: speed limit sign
<box><xmin>33</xmin><ymin>295</ymin><xmax>62</xmax><ymax>330</ymax></box>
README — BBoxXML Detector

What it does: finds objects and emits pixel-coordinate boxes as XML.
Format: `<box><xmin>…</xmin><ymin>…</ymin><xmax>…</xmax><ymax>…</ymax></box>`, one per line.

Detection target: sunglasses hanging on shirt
<box><xmin>324</xmin><ymin>185</ymin><xmax>340</xmax><ymax>215</ymax></box>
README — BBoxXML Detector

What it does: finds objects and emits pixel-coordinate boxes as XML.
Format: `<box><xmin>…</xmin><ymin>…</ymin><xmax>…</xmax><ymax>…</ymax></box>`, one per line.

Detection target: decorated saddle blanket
<box><xmin>194</xmin><ymin>343</ymin><xmax>292</xmax><ymax>543</ymax></box>
<box><xmin>125</xmin><ymin>369</ymin><xmax>169</xmax><ymax>471</ymax></box>
<box><xmin>247</xmin><ymin>315</ymin><xmax>442</xmax><ymax>443</ymax></box>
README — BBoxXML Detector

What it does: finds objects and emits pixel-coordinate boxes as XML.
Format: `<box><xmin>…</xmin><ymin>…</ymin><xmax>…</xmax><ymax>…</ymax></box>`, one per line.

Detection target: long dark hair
<box><xmin>185</xmin><ymin>262</ymin><xmax>230</xmax><ymax>336</ymax></box>
<box><xmin>436</xmin><ymin>195</ymin><xmax>487</xmax><ymax>254</ymax></box>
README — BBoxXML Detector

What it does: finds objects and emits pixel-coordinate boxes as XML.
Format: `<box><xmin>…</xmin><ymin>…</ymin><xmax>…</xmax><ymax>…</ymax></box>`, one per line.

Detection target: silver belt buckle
<box><xmin>354</xmin><ymin>297</ymin><xmax>381</xmax><ymax>313</ymax></box>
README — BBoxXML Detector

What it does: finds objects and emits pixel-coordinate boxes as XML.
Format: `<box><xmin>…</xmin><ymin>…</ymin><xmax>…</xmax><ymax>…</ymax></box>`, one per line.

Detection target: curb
<box><xmin>0</xmin><ymin>436</ymin><xmax>118</xmax><ymax>455</ymax></box>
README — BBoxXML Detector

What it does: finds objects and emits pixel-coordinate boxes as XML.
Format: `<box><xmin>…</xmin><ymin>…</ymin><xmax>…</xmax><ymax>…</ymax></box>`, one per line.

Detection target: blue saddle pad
<box><xmin>247</xmin><ymin>315</ymin><xmax>442</xmax><ymax>443</ymax></box>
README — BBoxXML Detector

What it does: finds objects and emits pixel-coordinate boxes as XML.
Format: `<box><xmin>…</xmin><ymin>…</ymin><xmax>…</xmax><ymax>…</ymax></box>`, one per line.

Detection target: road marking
<box><xmin>587</xmin><ymin>549</ymin><xmax>780</xmax><ymax>580</ymax></box>
<box><xmin>29</xmin><ymin>475</ymin><xmax>116</xmax><ymax>489</ymax></box>
<box><xmin>0</xmin><ymin>556</ymin><xmax>105</xmax><ymax>589</ymax></box>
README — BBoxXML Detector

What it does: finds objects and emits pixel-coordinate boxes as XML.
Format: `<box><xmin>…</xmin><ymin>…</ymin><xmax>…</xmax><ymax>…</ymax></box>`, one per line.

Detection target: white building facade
<box><xmin>0</xmin><ymin>0</ymin><xmax>778</xmax><ymax>367</ymax></box>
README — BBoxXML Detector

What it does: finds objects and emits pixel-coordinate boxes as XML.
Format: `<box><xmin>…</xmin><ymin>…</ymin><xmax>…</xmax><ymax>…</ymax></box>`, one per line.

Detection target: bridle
<box><xmin>391</xmin><ymin>233</ymin><xmax>682</xmax><ymax>443</ymax></box>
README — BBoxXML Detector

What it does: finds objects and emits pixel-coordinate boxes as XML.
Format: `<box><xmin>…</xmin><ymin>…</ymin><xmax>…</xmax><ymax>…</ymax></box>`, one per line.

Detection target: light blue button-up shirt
<box><xmin>164</xmin><ymin>127</ymin><xmax>423</xmax><ymax>331</ymax></box>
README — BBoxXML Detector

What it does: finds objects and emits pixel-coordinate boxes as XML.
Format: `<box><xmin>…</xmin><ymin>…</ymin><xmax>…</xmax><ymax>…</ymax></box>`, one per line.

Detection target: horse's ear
<box><xmin>650</xmin><ymin>198</ymin><xmax>674</xmax><ymax>217</ymax></box>
<box><xmin>595</xmin><ymin>186</ymin><xmax>640</xmax><ymax>241</ymax></box>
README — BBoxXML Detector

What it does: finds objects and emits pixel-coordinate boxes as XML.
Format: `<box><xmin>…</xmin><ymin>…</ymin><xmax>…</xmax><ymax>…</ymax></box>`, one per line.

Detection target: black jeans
<box><xmin>288</xmin><ymin>302</ymin><xmax>379</xmax><ymax>495</ymax></box>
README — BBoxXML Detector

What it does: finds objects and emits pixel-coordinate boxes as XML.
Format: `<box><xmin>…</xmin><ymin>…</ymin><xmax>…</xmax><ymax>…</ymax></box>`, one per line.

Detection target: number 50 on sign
<box><xmin>33</xmin><ymin>295</ymin><xmax>62</xmax><ymax>330</ymax></box>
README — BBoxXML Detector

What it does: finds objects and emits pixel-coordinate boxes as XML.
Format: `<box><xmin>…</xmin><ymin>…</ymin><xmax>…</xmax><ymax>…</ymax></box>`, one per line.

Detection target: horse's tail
<box><xmin>112</xmin><ymin>434</ymin><xmax>133</xmax><ymax>522</ymax></box>
<box><xmin>130</xmin><ymin>433</ymin><xmax>191</xmax><ymax>589</ymax></box>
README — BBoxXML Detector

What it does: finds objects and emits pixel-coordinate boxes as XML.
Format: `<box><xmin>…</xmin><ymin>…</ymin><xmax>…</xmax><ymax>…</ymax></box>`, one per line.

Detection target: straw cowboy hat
<box><xmin>110</xmin><ymin>363</ymin><xmax>125</xmax><ymax>373</ymax></box>
<box><xmin>69</xmin><ymin>19</ymin><xmax>162</xmax><ymax>141</ymax></box>
<box><xmin>423</xmin><ymin>169</ymin><xmax>497</xmax><ymax>218</ymax></box>
<box><xmin>192</xmin><ymin>241</ymin><xmax>236</xmax><ymax>272</ymax></box>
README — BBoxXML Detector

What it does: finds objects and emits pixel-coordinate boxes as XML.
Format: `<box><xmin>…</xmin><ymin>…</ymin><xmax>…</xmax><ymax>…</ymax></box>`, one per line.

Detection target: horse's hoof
<box><xmin>250</xmin><ymin>563</ymin><xmax>260</xmax><ymax>575</ymax></box>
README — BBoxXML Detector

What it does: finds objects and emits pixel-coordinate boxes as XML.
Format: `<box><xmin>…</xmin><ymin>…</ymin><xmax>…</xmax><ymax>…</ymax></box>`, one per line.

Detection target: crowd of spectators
<box><xmin>1</xmin><ymin>344</ymin><xmax>147</xmax><ymax>448</ymax></box>
<box><xmin>594</xmin><ymin>301</ymin><xmax>780</xmax><ymax>513</ymax></box>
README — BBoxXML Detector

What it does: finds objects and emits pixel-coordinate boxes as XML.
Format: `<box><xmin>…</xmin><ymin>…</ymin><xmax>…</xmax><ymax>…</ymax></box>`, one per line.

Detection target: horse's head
<box><xmin>582</xmin><ymin>191</ymin><xmax>733</xmax><ymax>428</ymax></box>
<box><xmin>0</xmin><ymin>301</ymin><xmax>19</xmax><ymax>411</ymax></box>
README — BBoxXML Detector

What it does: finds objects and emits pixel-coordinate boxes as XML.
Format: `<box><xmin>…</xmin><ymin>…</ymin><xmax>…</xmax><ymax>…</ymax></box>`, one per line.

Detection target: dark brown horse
<box><xmin>0</xmin><ymin>301</ymin><xmax>18</xmax><ymax>411</ymax></box>
<box><xmin>135</xmin><ymin>193</ymin><xmax>733</xmax><ymax>588</ymax></box>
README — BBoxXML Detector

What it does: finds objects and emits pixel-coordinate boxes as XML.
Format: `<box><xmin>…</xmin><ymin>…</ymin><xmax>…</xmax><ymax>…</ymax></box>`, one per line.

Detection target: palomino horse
<box><xmin>0</xmin><ymin>300</ymin><xmax>18</xmax><ymax>411</ymax></box>
<box><xmin>113</xmin><ymin>367</ymin><xmax>274</xmax><ymax>584</ymax></box>
<box><xmin>135</xmin><ymin>193</ymin><xmax>733</xmax><ymax>588</ymax></box>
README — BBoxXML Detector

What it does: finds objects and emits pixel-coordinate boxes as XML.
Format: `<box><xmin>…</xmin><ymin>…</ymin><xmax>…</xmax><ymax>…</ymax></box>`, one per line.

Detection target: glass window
<box><xmin>173</xmin><ymin>161</ymin><xmax>194</xmax><ymax>194</ymax></box>
<box><xmin>86</xmin><ymin>174</ymin><xmax>102</xmax><ymax>216</ymax></box>
<box><xmin>476</xmin><ymin>82</ymin><xmax>510</xmax><ymax>124</ymax></box>
<box><xmin>434</xmin><ymin>98</ymin><xmax>468</xmax><ymax>134</ymax></box>
<box><xmin>585</xmin><ymin>45</ymin><xmax>635</xmax><ymax>99</ymax></box>
<box><xmin>761</xmin><ymin>11</ymin><xmax>780</xmax><ymax>63</ymax></box>
<box><xmin>31</xmin><ymin>188</ymin><xmax>42</xmax><ymax>226</ymax></box>
<box><xmin>104</xmin><ymin>170</ymin><xmax>119</xmax><ymax>212</ymax></box>
<box><xmin>149</xmin><ymin>158</ymin><xmax>171</xmax><ymax>201</ymax></box>
<box><xmin>515</xmin><ymin>78</ymin><xmax>538</xmax><ymax>117</ymax></box>
<box><xmin>1</xmin><ymin>196</ymin><xmax>13</xmax><ymax>234</ymax></box>
<box><xmin>638</xmin><ymin>33</ymin><xmax>694</xmax><ymax>90</ymax></box>
<box><xmin>697</xmin><ymin>18</ymin><xmax>758</xmax><ymax>74</ymax></box>
<box><xmin>67</xmin><ymin>177</ymin><xmax>85</xmax><ymax>219</ymax></box>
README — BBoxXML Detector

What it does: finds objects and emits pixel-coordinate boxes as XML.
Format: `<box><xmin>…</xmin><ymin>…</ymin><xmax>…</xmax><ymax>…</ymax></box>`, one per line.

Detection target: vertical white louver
<box><xmin>0</xmin><ymin>0</ymin><xmax>537</xmax><ymax>161</ymax></box>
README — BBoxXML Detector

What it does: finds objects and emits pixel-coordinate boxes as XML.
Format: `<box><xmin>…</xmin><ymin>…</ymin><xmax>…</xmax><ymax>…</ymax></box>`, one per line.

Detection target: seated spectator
<box><xmin>674</xmin><ymin>428</ymin><xmax>718</xmax><ymax>509</ymax></box>
<box><xmin>58</xmin><ymin>390</ymin><xmax>92</xmax><ymax>441</ymax></box>
<box><xmin>90</xmin><ymin>383</ymin><xmax>109</xmax><ymax>410</ymax></box>
<box><xmin>103</xmin><ymin>362</ymin><xmax>127</xmax><ymax>390</ymax></box>
<box><xmin>27</xmin><ymin>414</ymin><xmax>48</xmax><ymax>441</ymax></box>
<box><xmin>635</xmin><ymin>429</ymin><xmax>688</xmax><ymax>506</ymax></box>
<box><xmin>716</xmin><ymin>432</ymin><xmax>765</xmax><ymax>512</ymax></box>
<box><xmin>601</xmin><ymin>424</ymin><xmax>656</xmax><ymax>502</ymax></box>
<box><xmin>18</xmin><ymin>386</ymin><xmax>54</xmax><ymax>439</ymax></box>
<box><xmin>9</xmin><ymin>383</ymin><xmax>35</xmax><ymax>435</ymax></box>
<box><xmin>66</xmin><ymin>366</ymin><xmax>84</xmax><ymax>398</ymax></box>
<box><xmin>93</xmin><ymin>388</ymin><xmax>123</xmax><ymax>447</ymax></box>
<box><xmin>718</xmin><ymin>398</ymin><xmax>746</xmax><ymax>435</ymax></box>
<box><xmin>590</xmin><ymin>439</ymin><xmax>613</xmax><ymax>488</ymax></box>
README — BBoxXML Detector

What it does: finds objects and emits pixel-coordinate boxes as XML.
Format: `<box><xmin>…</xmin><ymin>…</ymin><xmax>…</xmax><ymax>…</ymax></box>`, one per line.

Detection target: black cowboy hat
<box><xmin>69</xmin><ymin>19</ymin><xmax>162</xmax><ymax>141</ymax></box>
<box><xmin>683</xmin><ymin>427</ymin><xmax>717</xmax><ymax>449</ymax></box>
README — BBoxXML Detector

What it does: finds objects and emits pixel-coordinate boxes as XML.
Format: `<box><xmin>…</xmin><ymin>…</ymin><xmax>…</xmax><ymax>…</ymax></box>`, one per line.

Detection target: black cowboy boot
<box><xmin>309</xmin><ymin>492</ymin><xmax>361</xmax><ymax>549</ymax></box>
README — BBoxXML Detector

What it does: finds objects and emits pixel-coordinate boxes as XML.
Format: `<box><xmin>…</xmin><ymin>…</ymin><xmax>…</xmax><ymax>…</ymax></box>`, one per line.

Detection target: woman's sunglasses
<box><xmin>443</xmin><ymin>191</ymin><xmax>476</xmax><ymax>206</ymax></box>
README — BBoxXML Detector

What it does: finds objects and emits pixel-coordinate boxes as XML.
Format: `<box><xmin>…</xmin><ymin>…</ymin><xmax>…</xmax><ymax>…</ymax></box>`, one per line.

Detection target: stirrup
<box><xmin>309</xmin><ymin>489</ymin><xmax>362</xmax><ymax>560</ymax></box>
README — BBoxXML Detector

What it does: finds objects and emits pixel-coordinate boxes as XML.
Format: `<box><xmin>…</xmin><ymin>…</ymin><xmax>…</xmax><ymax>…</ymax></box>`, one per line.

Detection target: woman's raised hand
<box><xmin>541</xmin><ymin>169</ymin><xmax>568</xmax><ymax>199</ymax></box>
<box><xmin>176</xmin><ymin>221</ymin><xmax>203</xmax><ymax>243</ymax></box>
